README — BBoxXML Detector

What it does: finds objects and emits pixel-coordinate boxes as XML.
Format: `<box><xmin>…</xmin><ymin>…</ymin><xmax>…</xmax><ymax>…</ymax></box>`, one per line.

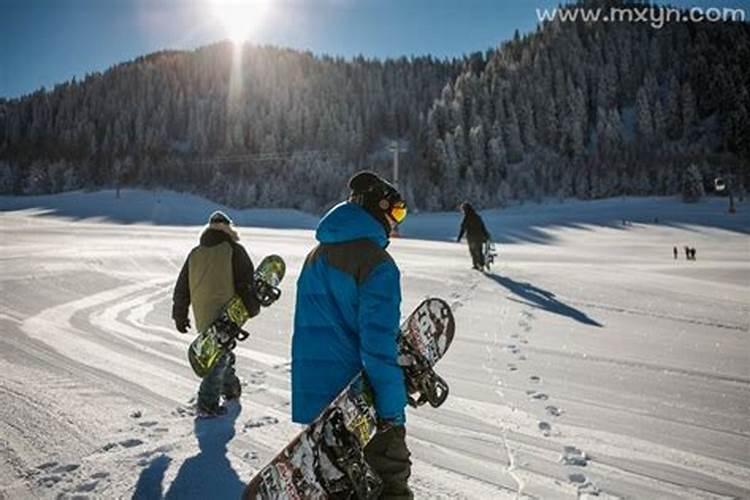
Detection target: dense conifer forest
<box><xmin>1</xmin><ymin>1</ymin><xmax>747</xmax><ymax>211</ymax></box>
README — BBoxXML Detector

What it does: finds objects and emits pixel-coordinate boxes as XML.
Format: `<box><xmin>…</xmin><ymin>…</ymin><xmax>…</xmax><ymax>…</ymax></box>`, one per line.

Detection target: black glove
<box><xmin>175</xmin><ymin>317</ymin><xmax>190</xmax><ymax>334</ymax></box>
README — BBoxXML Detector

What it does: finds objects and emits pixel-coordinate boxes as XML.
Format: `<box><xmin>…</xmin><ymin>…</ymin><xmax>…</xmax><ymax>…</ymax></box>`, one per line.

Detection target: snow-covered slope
<box><xmin>1</xmin><ymin>188</ymin><xmax>746</xmax><ymax>241</ymax></box>
<box><xmin>0</xmin><ymin>189</ymin><xmax>320</xmax><ymax>229</ymax></box>
<box><xmin>1</xmin><ymin>192</ymin><xmax>748</xmax><ymax>499</ymax></box>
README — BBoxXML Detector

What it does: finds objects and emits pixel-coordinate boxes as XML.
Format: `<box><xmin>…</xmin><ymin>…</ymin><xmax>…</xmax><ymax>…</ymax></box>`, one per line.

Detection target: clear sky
<box><xmin>1</xmin><ymin>0</ymin><xmax>748</xmax><ymax>99</ymax></box>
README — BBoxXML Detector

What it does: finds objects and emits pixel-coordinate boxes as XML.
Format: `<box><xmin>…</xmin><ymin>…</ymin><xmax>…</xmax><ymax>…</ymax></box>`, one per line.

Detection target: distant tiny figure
<box><xmin>673</xmin><ymin>246</ymin><xmax>678</xmax><ymax>259</ymax></box>
<box><xmin>684</xmin><ymin>246</ymin><xmax>690</xmax><ymax>260</ymax></box>
<box><xmin>457</xmin><ymin>202</ymin><xmax>491</xmax><ymax>270</ymax></box>
<box><xmin>690</xmin><ymin>248</ymin><xmax>697</xmax><ymax>260</ymax></box>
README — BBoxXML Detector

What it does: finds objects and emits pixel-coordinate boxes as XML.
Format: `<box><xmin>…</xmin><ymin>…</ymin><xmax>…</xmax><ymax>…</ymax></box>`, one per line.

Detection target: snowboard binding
<box><xmin>318</xmin><ymin>408</ymin><xmax>383</xmax><ymax>500</ymax></box>
<box><xmin>255</xmin><ymin>278</ymin><xmax>282</xmax><ymax>307</ymax></box>
<box><xmin>400</xmin><ymin>346</ymin><xmax>450</xmax><ymax>408</ymax></box>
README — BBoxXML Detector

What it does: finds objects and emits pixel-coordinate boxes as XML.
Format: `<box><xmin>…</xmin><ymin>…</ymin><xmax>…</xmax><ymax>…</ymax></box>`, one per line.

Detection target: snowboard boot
<box><xmin>196</xmin><ymin>402</ymin><xmax>228</xmax><ymax>419</ymax></box>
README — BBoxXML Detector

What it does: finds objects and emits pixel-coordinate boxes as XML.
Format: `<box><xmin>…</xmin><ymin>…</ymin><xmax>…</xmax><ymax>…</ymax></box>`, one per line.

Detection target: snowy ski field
<box><xmin>1</xmin><ymin>190</ymin><xmax>748</xmax><ymax>499</ymax></box>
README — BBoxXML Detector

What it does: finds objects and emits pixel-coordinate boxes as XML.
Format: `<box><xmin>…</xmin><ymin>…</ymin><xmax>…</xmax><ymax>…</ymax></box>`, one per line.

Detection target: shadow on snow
<box><xmin>484</xmin><ymin>272</ymin><xmax>603</xmax><ymax>327</ymax></box>
<box><xmin>132</xmin><ymin>403</ymin><xmax>245</xmax><ymax>500</ymax></box>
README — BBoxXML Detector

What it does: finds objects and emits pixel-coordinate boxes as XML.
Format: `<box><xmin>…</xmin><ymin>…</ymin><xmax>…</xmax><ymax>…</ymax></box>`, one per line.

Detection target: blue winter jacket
<box><xmin>292</xmin><ymin>202</ymin><xmax>406</xmax><ymax>425</ymax></box>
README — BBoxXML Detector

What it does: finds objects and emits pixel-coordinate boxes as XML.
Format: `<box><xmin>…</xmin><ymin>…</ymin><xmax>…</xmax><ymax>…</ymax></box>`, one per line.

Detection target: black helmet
<box><xmin>348</xmin><ymin>171</ymin><xmax>407</xmax><ymax>232</ymax></box>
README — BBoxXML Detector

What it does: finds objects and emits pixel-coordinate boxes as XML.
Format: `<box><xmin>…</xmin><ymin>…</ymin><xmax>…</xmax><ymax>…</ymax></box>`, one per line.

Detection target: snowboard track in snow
<box><xmin>1</xmin><ymin>206</ymin><xmax>749</xmax><ymax>499</ymax></box>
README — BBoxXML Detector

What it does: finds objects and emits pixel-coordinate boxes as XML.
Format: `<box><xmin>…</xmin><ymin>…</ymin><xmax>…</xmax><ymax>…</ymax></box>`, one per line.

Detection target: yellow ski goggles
<box><xmin>388</xmin><ymin>201</ymin><xmax>408</xmax><ymax>224</ymax></box>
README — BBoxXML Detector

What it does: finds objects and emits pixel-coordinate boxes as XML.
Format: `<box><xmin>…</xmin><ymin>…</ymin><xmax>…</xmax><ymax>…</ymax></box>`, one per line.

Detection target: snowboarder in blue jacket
<box><xmin>292</xmin><ymin>171</ymin><xmax>412</xmax><ymax>499</ymax></box>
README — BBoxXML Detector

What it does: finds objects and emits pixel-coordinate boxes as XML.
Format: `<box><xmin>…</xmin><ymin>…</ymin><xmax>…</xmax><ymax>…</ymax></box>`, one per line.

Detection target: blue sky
<box><xmin>1</xmin><ymin>0</ymin><xmax>748</xmax><ymax>99</ymax></box>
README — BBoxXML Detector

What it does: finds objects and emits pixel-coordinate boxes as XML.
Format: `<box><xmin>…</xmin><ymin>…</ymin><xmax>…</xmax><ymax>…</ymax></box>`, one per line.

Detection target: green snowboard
<box><xmin>188</xmin><ymin>254</ymin><xmax>286</xmax><ymax>378</ymax></box>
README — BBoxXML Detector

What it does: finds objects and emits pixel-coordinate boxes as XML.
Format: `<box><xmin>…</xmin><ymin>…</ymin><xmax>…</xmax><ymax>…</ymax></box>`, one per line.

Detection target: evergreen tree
<box><xmin>682</xmin><ymin>163</ymin><xmax>705</xmax><ymax>202</ymax></box>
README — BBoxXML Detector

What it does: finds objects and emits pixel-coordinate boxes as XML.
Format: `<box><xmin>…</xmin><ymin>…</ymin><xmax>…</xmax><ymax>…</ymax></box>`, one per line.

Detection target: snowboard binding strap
<box><xmin>318</xmin><ymin>408</ymin><xmax>383</xmax><ymax>500</ymax></box>
<box><xmin>400</xmin><ymin>344</ymin><xmax>451</xmax><ymax>408</ymax></box>
<box><xmin>255</xmin><ymin>279</ymin><xmax>282</xmax><ymax>307</ymax></box>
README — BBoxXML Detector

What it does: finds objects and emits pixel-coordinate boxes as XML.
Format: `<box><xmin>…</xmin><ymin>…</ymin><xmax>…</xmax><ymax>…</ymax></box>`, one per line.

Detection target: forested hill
<box><xmin>0</xmin><ymin>45</ymin><xmax>463</xmax><ymax>211</ymax></box>
<box><xmin>417</xmin><ymin>3</ymin><xmax>749</xmax><ymax>209</ymax></box>
<box><xmin>1</xmin><ymin>1</ymin><xmax>748</xmax><ymax>211</ymax></box>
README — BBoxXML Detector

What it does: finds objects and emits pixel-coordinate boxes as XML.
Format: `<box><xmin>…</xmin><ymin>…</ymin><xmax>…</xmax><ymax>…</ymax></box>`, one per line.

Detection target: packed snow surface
<box><xmin>1</xmin><ymin>190</ymin><xmax>748</xmax><ymax>499</ymax></box>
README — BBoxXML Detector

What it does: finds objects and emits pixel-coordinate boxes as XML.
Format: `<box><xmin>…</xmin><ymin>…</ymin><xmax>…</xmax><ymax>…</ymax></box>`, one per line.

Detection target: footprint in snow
<box><xmin>75</xmin><ymin>480</ymin><xmax>99</xmax><ymax>492</ymax></box>
<box><xmin>578</xmin><ymin>481</ymin><xmax>601</xmax><ymax>496</ymax></box>
<box><xmin>530</xmin><ymin>392</ymin><xmax>549</xmax><ymax>401</ymax></box>
<box><xmin>101</xmin><ymin>443</ymin><xmax>119</xmax><ymax>452</ymax></box>
<box><xmin>90</xmin><ymin>472</ymin><xmax>109</xmax><ymax>479</ymax></box>
<box><xmin>173</xmin><ymin>404</ymin><xmax>197</xmax><ymax>418</ymax></box>
<box><xmin>52</xmin><ymin>464</ymin><xmax>80</xmax><ymax>474</ymax></box>
<box><xmin>538</xmin><ymin>421</ymin><xmax>552</xmax><ymax>436</ymax></box>
<box><xmin>119</xmin><ymin>438</ymin><xmax>143</xmax><ymax>448</ymax></box>
<box><xmin>38</xmin><ymin>475</ymin><xmax>62</xmax><ymax>488</ymax></box>
<box><xmin>561</xmin><ymin>446</ymin><xmax>588</xmax><ymax>466</ymax></box>
<box><xmin>507</xmin><ymin>364</ymin><xmax>518</xmax><ymax>371</ymax></box>
<box><xmin>545</xmin><ymin>405</ymin><xmax>564</xmax><ymax>417</ymax></box>
<box><xmin>138</xmin><ymin>421</ymin><xmax>158</xmax><ymax>428</ymax></box>
<box><xmin>568</xmin><ymin>473</ymin><xmax>587</xmax><ymax>484</ymax></box>
<box><xmin>529</xmin><ymin>375</ymin><xmax>541</xmax><ymax>383</ymax></box>
<box><xmin>37</xmin><ymin>461</ymin><xmax>58</xmax><ymax>471</ymax></box>
<box><xmin>102</xmin><ymin>438</ymin><xmax>143</xmax><ymax>452</ymax></box>
<box><xmin>244</xmin><ymin>416</ymin><xmax>279</xmax><ymax>430</ymax></box>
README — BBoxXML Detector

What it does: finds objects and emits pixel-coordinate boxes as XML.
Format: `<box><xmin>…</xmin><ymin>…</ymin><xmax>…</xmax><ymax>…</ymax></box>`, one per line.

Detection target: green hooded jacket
<box><xmin>172</xmin><ymin>224</ymin><xmax>260</xmax><ymax>332</ymax></box>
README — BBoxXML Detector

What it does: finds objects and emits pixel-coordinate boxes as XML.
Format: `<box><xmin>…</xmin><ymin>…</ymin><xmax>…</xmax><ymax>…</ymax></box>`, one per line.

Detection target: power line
<box><xmin>188</xmin><ymin>149</ymin><xmax>340</xmax><ymax>166</ymax></box>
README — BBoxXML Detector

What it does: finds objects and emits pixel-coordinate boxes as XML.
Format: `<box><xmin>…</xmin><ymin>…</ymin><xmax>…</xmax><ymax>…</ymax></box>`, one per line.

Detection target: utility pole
<box><xmin>388</xmin><ymin>140</ymin><xmax>408</xmax><ymax>238</ymax></box>
<box><xmin>388</xmin><ymin>140</ymin><xmax>408</xmax><ymax>187</ymax></box>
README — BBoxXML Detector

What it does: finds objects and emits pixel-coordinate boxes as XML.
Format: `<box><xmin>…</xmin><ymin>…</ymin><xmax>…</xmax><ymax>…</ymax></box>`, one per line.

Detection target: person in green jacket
<box><xmin>172</xmin><ymin>211</ymin><xmax>261</xmax><ymax>417</ymax></box>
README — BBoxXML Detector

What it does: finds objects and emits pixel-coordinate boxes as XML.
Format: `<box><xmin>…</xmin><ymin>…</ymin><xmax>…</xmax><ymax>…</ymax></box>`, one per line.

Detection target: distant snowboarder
<box><xmin>172</xmin><ymin>211</ymin><xmax>261</xmax><ymax>417</ymax></box>
<box><xmin>684</xmin><ymin>246</ymin><xmax>690</xmax><ymax>260</ymax></box>
<box><xmin>673</xmin><ymin>246</ymin><xmax>678</xmax><ymax>259</ymax></box>
<box><xmin>457</xmin><ymin>202</ymin><xmax>491</xmax><ymax>270</ymax></box>
<box><xmin>690</xmin><ymin>247</ymin><xmax>697</xmax><ymax>260</ymax></box>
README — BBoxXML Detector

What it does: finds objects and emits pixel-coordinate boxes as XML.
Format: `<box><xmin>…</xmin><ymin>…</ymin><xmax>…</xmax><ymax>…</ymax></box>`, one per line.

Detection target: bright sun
<box><xmin>210</xmin><ymin>0</ymin><xmax>271</xmax><ymax>44</ymax></box>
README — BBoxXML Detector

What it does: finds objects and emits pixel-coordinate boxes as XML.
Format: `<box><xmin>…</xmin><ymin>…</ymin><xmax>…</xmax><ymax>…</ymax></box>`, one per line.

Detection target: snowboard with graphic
<box><xmin>483</xmin><ymin>241</ymin><xmax>497</xmax><ymax>272</ymax></box>
<box><xmin>243</xmin><ymin>297</ymin><xmax>454</xmax><ymax>499</ymax></box>
<box><xmin>188</xmin><ymin>254</ymin><xmax>285</xmax><ymax>378</ymax></box>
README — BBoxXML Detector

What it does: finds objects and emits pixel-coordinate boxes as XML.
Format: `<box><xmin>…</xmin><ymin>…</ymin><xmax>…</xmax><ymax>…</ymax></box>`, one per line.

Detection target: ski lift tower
<box><xmin>388</xmin><ymin>140</ymin><xmax>408</xmax><ymax>237</ymax></box>
<box><xmin>715</xmin><ymin>172</ymin><xmax>737</xmax><ymax>214</ymax></box>
<box><xmin>388</xmin><ymin>140</ymin><xmax>408</xmax><ymax>188</ymax></box>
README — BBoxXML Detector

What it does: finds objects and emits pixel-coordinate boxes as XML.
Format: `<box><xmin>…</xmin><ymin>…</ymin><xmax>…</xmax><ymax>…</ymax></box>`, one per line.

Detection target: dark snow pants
<box><xmin>364</xmin><ymin>425</ymin><xmax>413</xmax><ymax>500</ymax></box>
<box><xmin>198</xmin><ymin>351</ymin><xmax>241</xmax><ymax>411</ymax></box>
<box><xmin>468</xmin><ymin>240</ymin><xmax>485</xmax><ymax>269</ymax></box>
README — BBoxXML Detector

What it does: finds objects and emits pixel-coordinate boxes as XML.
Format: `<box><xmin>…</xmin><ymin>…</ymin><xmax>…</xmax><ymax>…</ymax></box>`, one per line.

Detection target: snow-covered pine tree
<box><xmin>681</xmin><ymin>163</ymin><xmax>705</xmax><ymax>203</ymax></box>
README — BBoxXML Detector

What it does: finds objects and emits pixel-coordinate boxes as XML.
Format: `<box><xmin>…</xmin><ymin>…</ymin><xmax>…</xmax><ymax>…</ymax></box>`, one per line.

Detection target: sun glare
<box><xmin>210</xmin><ymin>0</ymin><xmax>271</xmax><ymax>44</ymax></box>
